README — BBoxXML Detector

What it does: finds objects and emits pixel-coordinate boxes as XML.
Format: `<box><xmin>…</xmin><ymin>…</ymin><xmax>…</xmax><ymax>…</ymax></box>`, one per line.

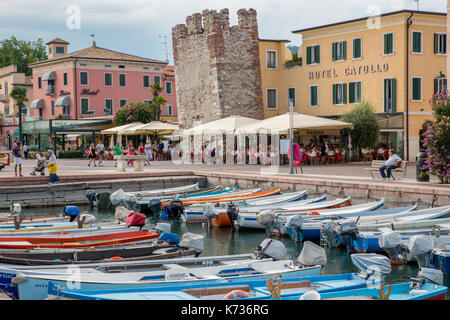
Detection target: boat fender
<box><xmin>223</xmin><ymin>290</ymin><xmax>250</xmax><ymax>300</ymax></box>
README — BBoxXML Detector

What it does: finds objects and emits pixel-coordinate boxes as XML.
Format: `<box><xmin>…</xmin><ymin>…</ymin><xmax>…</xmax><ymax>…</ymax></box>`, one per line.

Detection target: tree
<box><xmin>10</xmin><ymin>86</ymin><xmax>28</xmax><ymax>143</ymax></box>
<box><xmin>420</xmin><ymin>90</ymin><xmax>450</xmax><ymax>184</ymax></box>
<box><xmin>113</xmin><ymin>102</ymin><xmax>154</xmax><ymax>126</ymax></box>
<box><xmin>0</xmin><ymin>36</ymin><xmax>47</xmax><ymax>75</ymax></box>
<box><xmin>340</xmin><ymin>101</ymin><xmax>380</xmax><ymax>160</ymax></box>
<box><xmin>149</xmin><ymin>83</ymin><xmax>165</xmax><ymax>120</ymax></box>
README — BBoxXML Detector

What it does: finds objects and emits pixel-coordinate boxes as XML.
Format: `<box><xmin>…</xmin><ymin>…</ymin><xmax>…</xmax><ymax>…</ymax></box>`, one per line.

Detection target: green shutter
<box><xmin>310</xmin><ymin>86</ymin><xmax>317</xmax><ymax>106</ymax></box>
<box><xmin>332</xmin><ymin>43</ymin><xmax>336</xmax><ymax>61</ymax></box>
<box><xmin>413</xmin><ymin>32</ymin><xmax>421</xmax><ymax>53</ymax></box>
<box><xmin>332</xmin><ymin>84</ymin><xmax>336</xmax><ymax>105</ymax></box>
<box><xmin>357</xmin><ymin>82</ymin><xmax>362</xmax><ymax>102</ymax></box>
<box><xmin>343</xmin><ymin>83</ymin><xmax>347</xmax><ymax>104</ymax></box>
<box><xmin>384</xmin><ymin>34</ymin><xmax>388</xmax><ymax>54</ymax></box>
<box><xmin>315</xmin><ymin>45</ymin><xmax>320</xmax><ymax>63</ymax></box>
<box><xmin>412</xmin><ymin>78</ymin><xmax>421</xmax><ymax>100</ymax></box>
<box><xmin>384</xmin><ymin>33</ymin><xmax>393</xmax><ymax>54</ymax></box>
<box><xmin>391</xmin><ymin>79</ymin><xmax>396</xmax><ymax>112</ymax></box>
<box><xmin>353</xmin><ymin>38</ymin><xmax>361</xmax><ymax>58</ymax></box>
<box><xmin>434</xmin><ymin>78</ymin><xmax>439</xmax><ymax>94</ymax></box>
<box><xmin>306</xmin><ymin>47</ymin><xmax>311</xmax><ymax>65</ymax></box>
<box><xmin>343</xmin><ymin>41</ymin><xmax>347</xmax><ymax>60</ymax></box>
<box><xmin>349</xmin><ymin>82</ymin><xmax>355</xmax><ymax>103</ymax></box>
<box><xmin>434</xmin><ymin>34</ymin><xmax>439</xmax><ymax>53</ymax></box>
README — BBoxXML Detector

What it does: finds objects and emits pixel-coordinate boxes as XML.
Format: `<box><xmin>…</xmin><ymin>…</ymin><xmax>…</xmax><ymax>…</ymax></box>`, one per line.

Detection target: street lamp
<box><xmin>289</xmin><ymin>98</ymin><xmax>294</xmax><ymax>175</ymax></box>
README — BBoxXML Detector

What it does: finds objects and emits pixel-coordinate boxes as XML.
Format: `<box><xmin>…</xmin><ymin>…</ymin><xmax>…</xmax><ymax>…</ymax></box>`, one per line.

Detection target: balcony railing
<box><xmin>45</xmin><ymin>85</ymin><xmax>55</xmax><ymax>95</ymax></box>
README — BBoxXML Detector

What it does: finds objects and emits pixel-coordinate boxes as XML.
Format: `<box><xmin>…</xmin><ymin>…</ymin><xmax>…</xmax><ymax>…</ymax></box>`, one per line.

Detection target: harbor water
<box><xmin>21</xmin><ymin>201</ymin><xmax>450</xmax><ymax>300</ymax></box>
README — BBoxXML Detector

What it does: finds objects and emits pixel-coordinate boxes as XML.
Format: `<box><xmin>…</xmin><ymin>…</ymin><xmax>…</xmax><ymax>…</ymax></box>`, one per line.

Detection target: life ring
<box><xmin>110</xmin><ymin>256</ymin><xmax>123</xmax><ymax>260</ymax></box>
<box><xmin>223</xmin><ymin>290</ymin><xmax>250</xmax><ymax>300</ymax></box>
<box><xmin>56</xmin><ymin>231</ymin><xmax>69</xmax><ymax>235</ymax></box>
<box><xmin>307</xmin><ymin>211</ymin><xmax>320</xmax><ymax>216</ymax></box>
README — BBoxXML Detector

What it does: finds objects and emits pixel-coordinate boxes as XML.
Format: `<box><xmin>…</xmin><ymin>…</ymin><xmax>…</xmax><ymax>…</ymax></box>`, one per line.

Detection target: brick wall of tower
<box><xmin>172</xmin><ymin>8</ymin><xmax>264</xmax><ymax>129</ymax></box>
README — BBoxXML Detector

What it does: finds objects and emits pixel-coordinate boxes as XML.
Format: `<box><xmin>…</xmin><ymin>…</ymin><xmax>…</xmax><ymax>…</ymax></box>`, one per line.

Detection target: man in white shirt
<box><xmin>379</xmin><ymin>149</ymin><xmax>402</xmax><ymax>180</ymax></box>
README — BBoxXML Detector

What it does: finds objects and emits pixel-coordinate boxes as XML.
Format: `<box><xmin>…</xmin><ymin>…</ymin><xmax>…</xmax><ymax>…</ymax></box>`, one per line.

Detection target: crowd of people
<box><xmin>360</xmin><ymin>144</ymin><xmax>395</xmax><ymax>162</ymax></box>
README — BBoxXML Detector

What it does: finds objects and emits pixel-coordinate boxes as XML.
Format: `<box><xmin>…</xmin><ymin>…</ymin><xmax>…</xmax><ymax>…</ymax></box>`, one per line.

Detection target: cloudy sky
<box><xmin>0</xmin><ymin>0</ymin><xmax>446</xmax><ymax>64</ymax></box>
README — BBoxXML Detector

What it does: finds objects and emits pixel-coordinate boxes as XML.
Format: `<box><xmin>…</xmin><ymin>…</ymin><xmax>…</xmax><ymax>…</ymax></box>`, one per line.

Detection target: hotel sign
<box><xmin>81</xmin><ymin>89</ymin><xmax>100</xmax><ymax>95</ymax></box>
<box><xmin>308</xmin><ymin>63</ymin><xmax>389</xmax><ymax>80</ymax></box>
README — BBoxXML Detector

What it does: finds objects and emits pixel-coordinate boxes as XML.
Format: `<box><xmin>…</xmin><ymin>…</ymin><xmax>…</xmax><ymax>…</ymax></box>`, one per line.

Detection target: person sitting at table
<box><xmin>327</xmin><ymin>147</ymin><xmax>336</xmax><ymax>164</ymax></box>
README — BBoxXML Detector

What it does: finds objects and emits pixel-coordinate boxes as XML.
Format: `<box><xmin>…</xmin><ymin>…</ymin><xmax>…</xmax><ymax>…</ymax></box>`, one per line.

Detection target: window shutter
<box><xmin>332</xmin><ymin>84</ymin><xmax>337</xmax><ymax>105</ymax></box>
<box><xmin>434</xmin><ymin>34</ymin><xmax>439</xmax><ymax>53</ymax></box>
<box><xmin>384</xmin><ymin>34</ymin><xmax>388</xmax><ymax>54</ymax></box>
<box><xmin>343</xmin><ymin>41</ymin><xmax>347</xmax><ymax>60</ymax></box>
<box><xmin>413</xmin><ymin>32</ymin><xmax>421</xmax><ymax>53</ymax></box>
<box><xmin>315</xmin><ymin>45</ymin><xmax>320</xmax><ymax>63</ymax></box>
<box><xmin>332</xmin><ymin>43</ymin><xmax>336</xmax><ymax>61</ymax></box>
<box><xmin>357</xmin><ymin>82</ymin><xmax>362</xmax><ymax>102</ymax></box>
<box><xmin>306</xmin><ymin>47</ymin><xmax>312</xmax><ymax>65</ymax></box>
<box><xmin>353</xmin><ymin>38</ymin><xmax>361</xmax><ymax>58</ymax></box>
<box><xmin>391</xmin><ymin>79</ymin><xmax>396</xmax><ymax>112</ymax></box>
<box><xmin>343</xmin><ymin>83</ymin><xmax>347</xmax><ymax>104</ymax></box>
<box><xmin>349</xmin><ymin>82</ymin><xmax>355</xmax><ymax>103</ymax></box>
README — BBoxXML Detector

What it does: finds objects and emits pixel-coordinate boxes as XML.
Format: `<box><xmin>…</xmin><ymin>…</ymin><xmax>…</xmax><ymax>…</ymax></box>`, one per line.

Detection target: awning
<box><xmin>100</xmin><ymin>122</ymin><xmax>144</xmax><ymax>135</ymax></box>
<box><xmin>122</xmin><ymin>121</ymin><xmax>179</xmax><ymax>135</ymax></box>
<box><xmin>42</xmin><ymin>71</ymin><xmax>56</xmax><ymax>81</ymax></box>
<box><xmin>55</xmin><ymin>96</ymin><xmax>70</xmax><ymax>107</ymax></box>
<box><xmin>13</xmin><ymin>128</ymin><xmax>19</xmax><ymax>138</ymax></box>
<box><xmin>30</xmin><ymin>99</ymin><xmax>44</xmax><ymax>109</ymax></box>
<box><xmin>183</xmin><ymin>115</ymin><xmax>261</xmax><ymax>135</ymax></box>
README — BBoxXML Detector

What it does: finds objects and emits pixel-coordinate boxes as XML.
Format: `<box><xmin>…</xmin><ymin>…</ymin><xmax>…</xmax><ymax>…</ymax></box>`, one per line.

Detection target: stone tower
<box><xmin>172</xmin><ymin>8</ymin><xmax>264</xmax><ymax>129</ymax></box>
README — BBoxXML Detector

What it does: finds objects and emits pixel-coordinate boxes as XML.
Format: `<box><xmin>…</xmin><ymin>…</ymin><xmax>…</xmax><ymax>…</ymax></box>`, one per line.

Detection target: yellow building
<box><xmin>260</xmin><ymin>10</ymin><xmax>447</xmax><ymax>161</ymax></box>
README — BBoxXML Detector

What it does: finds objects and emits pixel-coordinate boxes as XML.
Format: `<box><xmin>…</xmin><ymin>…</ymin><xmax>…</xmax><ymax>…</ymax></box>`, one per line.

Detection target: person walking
<box><xmin>144</xmin><ymin>140</ymin><xmax>153</xmax><ymax>166</ymax></box>
<box><xmin>13</xmin><ymin>142</ymin><xmax>23</xmax><ymax>177</ymax></box>
<box><xmin>87</xmin><ymin>143</ymin><xmax>97</xmax><ymax>167</ymax></box>
<box><xmin>23</xmin><ymin>143</ymin><xmax>28</xmax><ymax>160</ymax></box>
<box><xmin>96</xmin><ymin>141</ymin><xmax>105</xmax><ymax>167</ymax></box>
<box><xmin>47</xmin><ymin>150</ymin><xmax>60</xmax><ymax>184</ymax></box>
<box><xmin>379</xmin><ymin>149</ymin><xmax>402</xmax><ymax>181</ymax></box>
<box><xmin>113</xmin><ymin>142</ymin><xmax>122</xmax><ymax>167</ymax></box>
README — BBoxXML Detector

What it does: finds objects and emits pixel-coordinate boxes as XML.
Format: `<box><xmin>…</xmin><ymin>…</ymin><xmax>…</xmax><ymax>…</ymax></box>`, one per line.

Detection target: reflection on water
<box><xmin>20</xmin><ymin>204</ymin><xmax>450</xmax><ymax>300</ymax></box>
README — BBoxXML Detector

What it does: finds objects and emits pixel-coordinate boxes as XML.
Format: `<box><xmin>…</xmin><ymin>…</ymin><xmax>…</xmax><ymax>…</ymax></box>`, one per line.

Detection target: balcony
<box><xmin>45</xmin><ymin>85</ymin><xmax>55</xmax><ymax>95</ymax></box>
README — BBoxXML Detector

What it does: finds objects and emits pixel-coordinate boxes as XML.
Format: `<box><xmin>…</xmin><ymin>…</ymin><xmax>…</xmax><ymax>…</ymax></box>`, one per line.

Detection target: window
<box><xmin>119</xmin><ymin>74</ymin><xmax>126</xmax><ymax>87</ymax></box>
<box><xmin>38</xmin><ymin>77</ymin><xmax>42</xmax><ymax>89</ymax></box>
<box><xmin>166</xmin><ymin>105</ymin><xmax>173</xmax><ymax>116</ymax></box>
<box><xmin>104</xmin><ymin>73</ymin><xmax>112</xmax><ymax>86</ymax></box>
<box><xmin>310</xmin><ymin>85</ymin><xmax>318</xmax><ymax>107</ymax></box>
<box><xmin>104</xmin><ymin>64</ymin><xmax>112</xmax><ymax>68</ymax></box>
<box><xmin>104</xmin><ymin>99</ymin><xmax>113</xmax><ymax>115</ymax></box>
<box><xmin>143</xmin><ymin>75</ymin><xmax>150</xmax><ymax>88</ymax></box>
<box><xmin>332</xmin><ymin>83</ymin><xmax>347</xmax><ymax>105</ymax></box>
<box><xmin>48</xmin><ymin>47</ymin><xmax>52</xmax><ymax>54</ymax></box>
<box><xmin>4</xmin><ymin>105</ymin><xmax>9</xmax><ymax>115</ymax></box>
<box><xmin>384</xmin><ymin>78</ymin><xmax>396</xmax><ymax>112</ymax></box>
<box><xmin>63</xmin><ymin>72</ymin><xmax>68</xmax><ymax>86</ymax></box>
<box><xmin>266</xmin><ymin>89</ymin><xmax>277</xmax><ymax>109</ymax></box>
<box><xmin>349</xmin><ymin>81</ymin><xmax>362</xmax><ymax>104</ymax></box>
<box><xmin>165</xmin><ymin>82</ymin><xmax>172</xmax><ymax>94</ymax></box>
<box><xmin>143</xmin><ymin>67</ymin><xmax>150</xmax><ymax>70</ymax></box>
<box><xmin>412</xmin><ymin>77</ymin><xmax>422</xmax><ymax>101</ymax></box>
<box><xmin>80</xmin><ymin>98</ymin><xmax>90</xmax><ymax>114</ymax></box>
<box><xmin>119</xmin><ymin>99</ymin><xmax>127</xmax><ymax>107</ymax></box>
<box><xmin>288</xmin><ymin>87</ymin><xmax>296</xmax><ymax>107</ymax></box>
<box><xmin>118</xmin><ymin>65</ymin><xmax>125</xmax><ymax>69</ymax></box>
<box><xmin>154</xmin><ymin>76</ymin><xmax>161</xmax><ymax>84</ymax></box>
<box><xmin>332</xmin><ymin>41</ymin><xmax>347</xmax><ymax>61</ymax></box>
<box><xmin>80</xmin><ymin>63</ymin><xmax>87</xmax><ymax>66</ymax></box>
<box><xmin>412</xmin><ymin>31</ymin><xmax>422</xmax><ymax>53</ymax></box>
<box><xmin>55</xmin><ymin>46</ymin><xmax>65</xmax><ymax>54</ymax></box>
<box><xmin>3</xmin><ymin>82</ymin><xmax>7</xmax><ymax>97</ymax></box>
<box><xmin>353</xmin><ymin>38</ymin><xmax>362</xmax><ymax>59</ymax></box>
<box><xmin>63</xmin><ymin>105</ymin><xmax>70</xmax><ymax>117</ymax></box>
<box><xmin>306</xmin><ymin>45</ymin><xmax>320</xmax><ymax>65</ymax></box>
<box><xmin>51</xmin><ymin>100</ymin><xmax>55</xmax><ymax>116</ymax></box>
<box><xmin>383</xmin><ymin>33</ymin><xmax>394</xmax><ymax>55</ymax></box>
<box><xmin>434</xmin><ymin>33</ymin><xmax>447</xmax><ymax>54</ymax></box>
<box><xmin>434</xmin><ymin>77</ymin><xmax>447</xmax><ymax>94</ymax></box>
<box><xmin>80</xmin><ymin>72</ymin><xmax>88</xmax><ymax>85</ymax></box>
<box><xmin>266</xmin><ymin>51</ymin><xmax>277</xmax><ymax>68</ymax></box>
<box><xmin>144</xmin><ymin>100</ymin><xmax>152</xmax><ymax>105</ymax></box>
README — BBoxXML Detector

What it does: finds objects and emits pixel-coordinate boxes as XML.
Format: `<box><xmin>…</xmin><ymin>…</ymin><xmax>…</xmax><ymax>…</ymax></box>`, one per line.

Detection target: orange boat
<box><xmin>0</xmin><ymin>230</ymin><xmax>158</xmax><ymax>250</ymax></box>
<box><xmin>162</xmin><ymin>188</ymin><xmax>282</xmax><ymax>208</ymax></box>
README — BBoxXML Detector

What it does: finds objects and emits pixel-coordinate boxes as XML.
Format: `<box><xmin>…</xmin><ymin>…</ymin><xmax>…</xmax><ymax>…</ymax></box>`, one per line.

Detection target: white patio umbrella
<box><xmin>183</xmin><ymin>115</ymin><xmax>261</xmax><ymax>136</ymax></box>
<box><xmin>100</xmin><ymin>122</ymin><xmax>144</xmax><ymax>135</ymax></box>
<box><xmin>121</xmin><ymin>121</ymin><xmax>179</xmax><ymax>135</ymax></box>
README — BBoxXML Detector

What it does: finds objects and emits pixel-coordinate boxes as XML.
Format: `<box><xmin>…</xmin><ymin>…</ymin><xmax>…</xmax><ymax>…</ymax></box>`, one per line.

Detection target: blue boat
<box><xmin>46</xmin><ymin>253</ymin><xmax>389</xmax><ymax>300</ymax></box>
<box><xmin>431</xmin><ymin>249</ymin><xmax>450</xmax><ymax>274</ymax></box>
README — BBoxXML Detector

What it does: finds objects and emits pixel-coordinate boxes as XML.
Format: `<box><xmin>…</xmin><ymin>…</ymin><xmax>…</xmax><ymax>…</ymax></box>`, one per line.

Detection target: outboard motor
<box><xmin>161</xmin><ymin>200</ymin><xmax>184</xmax><ymax>219</ymax></box>
<box><xmin>85</xmin><ymin>190</ymin><xmax>96</xmax><ymax>211</ymax></box>
<box><xmin>226</xmin><ymin>202</ymin><xmax>239</xmax><ymax>232</ymax></box>
<box><xmin>64</xmin><ymin>205</ymin><xmax>80</xmax><ymax>222</ymax></box>
<box><xmin>96</xmin><ymin>192</ymin><xmax>113</xmax><ymax>212</ymax></box>
<box><xmin>410</xmin><ymin>267</ymin><xmax>444</xmax><ymax>288</ymax></box>
<box><xmin>202</xmin><ymin>203</ymin><xmax>216</xmax><ymax>229</ymax></box>
<box><xmin>125</xmin><ymin>211</ymin><xmax>146</xmax><ymax>230</ymax></box>
<box><xmin>179</xmin><ymin>233</ymin><xmax>204</xmax><ymax>257</ymax></box>
<box><xmin>351</xmin><ymin>253</ymin><xmax>392</xmax><ymax>282</ymax></box>
<box><xmin>286</xmin><ymin>214</ymin><xmax>303</xmax><ymax>242</ymax></box>
<box><xmin>297</xmin><ymin>241</ymin><xmax>327</xmax><ymax>267</ymax></box>
<box><xmin>255</xmin><ymin>238</ymin><xmax>286</xmax><ymax>261</ymax></box>
<box><xmin>408</xmin><ymin>235</ymin><xmax>435</xmax><ymax>268</ymax></box>
<box><xmin>320</xmin><ymin>220</ymin><xmax>340</xmax><ymax>248</ymax></box>
<box><xmin>256</xmin><ymin>210</ymin><xmax>277</xmax><ymax>238</ymax></box>
<box><xmin>124</xmin><ymin>194</ymin><xmax>137</xmax><ymax>211</ymax></box>
<box><xmin>115</xmin><ymin>206</ymin><xmax>131</xmax><ymax>224</ymax></box>
<box><xmin>9</xmin><ymin>202</ymin><xmax>22</xmax><ymax>217</ymax></box>
<box><xmin>378</xmin><ymin>230</ymin><xmax>406</xmax><ymax>264</ymax></box>
<box><xmin>336</xmin><ymin>219</ymin><xmax>358</xmax><ymax>253</ymax></box>
<box><xmin>149</xmin><ymin>199</ymin><xmax>162</xmax><ymax>216</ymax></box>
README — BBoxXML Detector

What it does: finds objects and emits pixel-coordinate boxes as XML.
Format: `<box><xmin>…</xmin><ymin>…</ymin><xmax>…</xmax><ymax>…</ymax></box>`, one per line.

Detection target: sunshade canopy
<box><xmin>100</xmin><ymin>122</ymin><xmax>143</xmax><ymax>135</ymax></box>
<box><xmin>42</xmin><ymin>71</ymin><xmax>56</xmax><ymax>81</ymax></box>
<box><xmin>121</xmin><ymin>121</ymin><xmax>179</xmax><ymax>135</ymax></box>
<box><xmin>55</xmin><ymin>96</ymin><xmax>70</xmax><ymax>107</ymax></box>
<box><xmin>238</xmin><ymin>112</ymin><xmax>354</xmax><ymax>134</ymax></box>
<box><xmin>183</xmin><ymin>115</ymin><xmax>262</xmax><ymax>135</ymax></box>
<box><xmin>30</xmin><ymin>99</ymin><xmax>44</xmax><ymax>109</ymax></box>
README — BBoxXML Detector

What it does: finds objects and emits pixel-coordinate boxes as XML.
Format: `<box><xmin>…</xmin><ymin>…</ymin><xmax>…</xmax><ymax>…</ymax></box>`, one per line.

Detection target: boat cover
<box><xmin>202</xmin><ymin>203</ymin><xmax>217</xmax><ymax>217</ymax></box>
<box><xmin>156</xmin><ymin>223</ymin><xmax>171</xmax><ymax>233</ymax></box>
<box><xmin>351</xmin><ymin>253</ymin><xmax>391</xmax><ymax>275</ymax></box>
<box><xmin>378</xmin><ymin>231</ymin><xmax>402</xmax><ymax>249</ymax></box>
<box><xmin>115</xmin><ymin>206</ymin><xmax>131</xmax><ymax>223</ymax></box>
<box><xmin>64</xmin><ymin>206</ymin><xmax>80</xmax><ymax>217</ymax></box>
<box><xmin>408</xmin><ymin>235</ymin><xmax>434</xmax><ymax>257</ymax></box>
<box><xmin>286</xmin><ymin>215</ymin><xmax>303</xmax><ymax>229</ymax></box>
<box><xmin>110</xmin><ymin>189</ymin><xmax>126</xmax><ymax>206</ymax></box>
<box><xmin>126</xmin><ymin>212</ymin><xmax>146</xmax><ymax>227</ymax></box>
<box><xmin>158</xmin><ymin>232</ymin><xmax>180</xmax><ymax>245</ymax></box>
<box><xmin>256</xmin><ymin>210</ymin><xmax>276</xmax><ymax>225</ymax></box>
<box><xmin>80</xmin><ymin>214</ymin><xmax>96</xmax><ymax>225</ymax></box>
<box><xmin>297</xmin><ymin>241</ymin><xmax>327</xmax><ymax>266</ymax></box>
<box><xmin>258</xmin><ymin>238</ymin><xmax>286</xmax><ymax>261</ymax></box>
<box><xmin>179</xmin><ymin>233</ymin><xmax>204</xmax><ymax>253</ymax></box>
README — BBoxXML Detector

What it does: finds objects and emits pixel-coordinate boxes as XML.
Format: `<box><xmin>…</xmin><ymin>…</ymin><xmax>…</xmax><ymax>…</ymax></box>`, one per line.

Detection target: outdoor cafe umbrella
<box><xmin>100</xmin><ymin>122</ymin><xmax>144</xmax><ymax>135</ymax></box>
<box><xmin>183</xmin><ymin>115</ymin><xmax>261</xmax><ymax>135</ymax></box>
<box><xmin>121</xmin><ymin>121</ymin><xmax>179</xmax><ymax>135</ymax></box>
<box><xmin>237</xmin><ymin>112</ymin><xmax>354</xmax><ymax>134</ymax></box>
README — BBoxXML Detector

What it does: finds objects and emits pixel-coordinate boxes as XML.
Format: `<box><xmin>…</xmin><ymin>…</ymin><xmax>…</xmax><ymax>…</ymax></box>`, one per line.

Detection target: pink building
<box><xmin>160</xmin><ymin>66</ymin><xmax>177</xmax><ymax>122</ymax></box>
<box><xmin>28</xmin><ymin>38</ymin><xmax>176</xmax><ymax>121</ymax></box>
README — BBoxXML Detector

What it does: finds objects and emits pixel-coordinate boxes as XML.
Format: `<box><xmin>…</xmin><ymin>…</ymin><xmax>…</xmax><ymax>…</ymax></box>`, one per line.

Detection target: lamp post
<box><xmin>289</xmin><ymin>98</ymin><xmax>294</xmax><ymax>175</ymax></box>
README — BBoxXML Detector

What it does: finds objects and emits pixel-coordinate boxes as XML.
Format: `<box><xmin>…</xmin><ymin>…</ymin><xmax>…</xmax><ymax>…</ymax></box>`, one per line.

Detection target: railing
<box><xmin>285</xmin><ymin>60</ymin><xmax>302</xmax><ymax>68</ymax></box>
<box><xmin>45</xmin><ymin>85</ymin><xmax>55</xmax><ymax>95</ymax></box>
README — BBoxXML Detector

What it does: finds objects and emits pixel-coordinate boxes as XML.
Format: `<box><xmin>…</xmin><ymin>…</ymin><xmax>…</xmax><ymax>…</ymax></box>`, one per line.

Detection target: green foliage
<box><xmin>113</xmin><ymin>102</ymin><xmax>155</xmax><ymax>126</ymax></box>
<box><xmin>55</xmin><ymin>114</ymin><xmax>69</xmax><ymax>120</ymax></box>
<box><xmin>10</xmin><ymin>86</ymin><xmax>28</xmax><ymax>105</ymax></box>
<box><xmin>340</xmin><ymin>101</ymin><xmax>380</xmax><ymax>157</ymax></box>
<box><xmin>57</xmin><ymin>151</ymin><xmax>82</xmax><ymax>159</ymax></box>
<box><xmin>0</xmin><ymin>37</ymin><xmax>47</xmax><ymax>75</ymax></box>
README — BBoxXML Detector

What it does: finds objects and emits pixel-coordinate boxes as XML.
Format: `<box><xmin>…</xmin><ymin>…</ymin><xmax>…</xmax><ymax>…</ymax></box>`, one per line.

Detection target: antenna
<box><xmin>158</xmin><ymin>35</ymin><xmax>169</xmax><ymax>64</ymax></box>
